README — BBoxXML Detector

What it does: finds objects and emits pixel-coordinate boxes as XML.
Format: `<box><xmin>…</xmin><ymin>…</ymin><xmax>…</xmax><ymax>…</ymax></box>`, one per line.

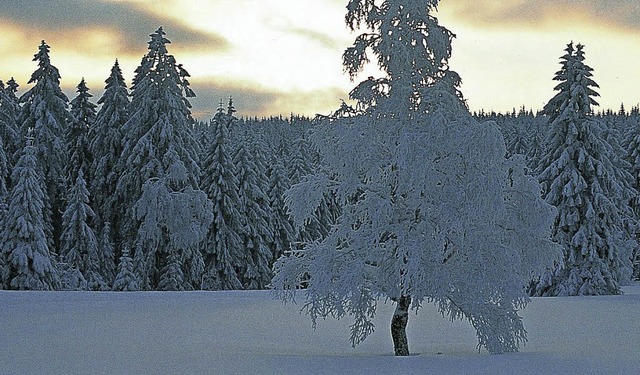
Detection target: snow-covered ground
<box><xmin>1</xmin><ymin>283</ymin><xmax>638</xmax><ymax>375</ymax></box>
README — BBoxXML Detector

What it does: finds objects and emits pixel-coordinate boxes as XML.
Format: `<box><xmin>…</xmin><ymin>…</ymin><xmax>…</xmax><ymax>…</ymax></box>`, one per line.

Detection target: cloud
<box><xmin>443</xmin><ymin>0</ymin><xmax>640</xmax><ymax>33</ymax></box>
<box><xmin>0</xmin><ymin>0</ymin><xmax>229</xmax><ymax>57</ymax></box>
<box><xmin>263</xmin><ymin>15</ymin><xmax>343</xmax><ymax>51</ymax></box>
<box><xmin>189</xmin><ymin>80</ymin><xmax>346</xmax><ymax>119</ymax></box>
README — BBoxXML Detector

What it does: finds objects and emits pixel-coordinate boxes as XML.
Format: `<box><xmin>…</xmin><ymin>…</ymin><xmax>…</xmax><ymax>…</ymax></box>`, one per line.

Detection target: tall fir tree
<box><xmin>59</xmin><ymin>171</ymin><xmax>106</xmax><ymax>290</ymax></box>
<box><xmin>98</xmin><ymin>221</ymin><xmax>117</xmax><ymax>287</ymax></box>
<box><xmin>0</xmin><ymin>78</ymin><xmax>21</xmax><ymax>168</ymax></box>
<box><xmin>1</xmin><ymin>139</ymin><xmax>59</xmax><ymax>290</ymax></box>
<box><xmin>116</xmin><ymin>28</ymin><xmax>210</xmax><ymax>290</ymax></box>
<box><xmin>267</xmin><ymin>152</ymin><xmax>295</xmax><ymax>260</ymax></box>
<box><xmin>19</xmin><ymin>41</ymin><xmax>69</xmax><ymax>250</ymax></box>
<box><xmin>67</xmin><ymin>78</ymin><xmax>96</xmax><ymax>188</ymax></box>
<box><xmin>90</xmin><ymin>60</ymin><xmax>129</xmax><ymax>250</ymax></box>
<box><xmin>200</xmin><ymin>107</ymin><xmax>243</xmax><ymax>290</ymax></box>
<box><xmin>534</xmin><ymin>43</ymin><xmax>633</xmax><ymax>296</ymax></box>
<box><xmin>233</xmin><ymin>132</ymin><xmax>273</xmax><ymax>289</ymax></box>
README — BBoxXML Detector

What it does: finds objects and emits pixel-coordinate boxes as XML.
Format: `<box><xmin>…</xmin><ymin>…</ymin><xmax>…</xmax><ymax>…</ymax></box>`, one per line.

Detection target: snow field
<box><xmin>1</xmin><ymin>283</ymin><xmax>638</xmax><ymax>375</ymax></box>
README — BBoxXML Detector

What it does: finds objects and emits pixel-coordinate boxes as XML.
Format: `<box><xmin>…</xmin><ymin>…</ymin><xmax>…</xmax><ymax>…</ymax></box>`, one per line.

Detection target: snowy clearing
<box><xmin>1</xmin><ymin>282</ymin><xmax>638</xmax><ymax>375</ymax></box>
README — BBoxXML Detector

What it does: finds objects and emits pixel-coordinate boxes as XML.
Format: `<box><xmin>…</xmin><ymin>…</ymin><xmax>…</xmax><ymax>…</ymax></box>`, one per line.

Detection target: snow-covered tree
<box><xmin>112</xmin><ymin>245</ymin><xmax>140</xmax><ymax>291</ymax></box>
<box><xmin>98</xmin><ymin>221</ymin><xmax>117</xmax><ymax>287</ymax></box>
<box><xmin>91</xmin><ymin>60</ymin><xmax>129</xmax><ymax>240</ymax></box>
<box><xmin>233</xmin><ymin>133</ymin><xmax>273</xmax><ymax>289</ymax></box>
<box><xmin>66</xmin><ymin>78</ymin><xmax>96</xmax><ymax>187</ymax></box>
<box><xmin>115</xmin><ymin>28</ymin><xmax>209</xmax><ymax>290</ymax></box>
<box><xmin>200</xmin><ymin>108</ymin><xmax>243</xmax><ymax>290</ymax></box>
<box><xmin>0</xmin><ymin>136</ymin><xmax>9</xmax><ymax>205</ymax></box>
<box><xmin>273</xmin><ymin>0</ymin><xmax>560</xmax><ymax>356</ymax></box>
<box><xmin>19</xmin><ymin>41</ymin><xmax>69</xmax><ymax>248</ymax></box>
<box><xmin>59</xmin><ymin>171</ymin><xmax>106</xmax><ymax>291</ymax></box>
<box><xmin>625</xmin><ymin>116</ymin><xmax>640</xmax><ymax>280</ymax></box>
<box><xmin>134</xmin><ymin>162</ymin><xmax>212</xmax><ymax>290</ymax></box>
<box><xmin>267</xmin><ymin>152</ymin><xmax>295</xmax><ymax>260</ymax></box>
<box><xmin>533</xmin><ymin>43</ymin><xmax>634</xmax><ymax>296</ymax></box>
<box><xmin>1</xmin><ymin>139</ymin><xmax>59</xmax><ymax>290</ymax></box>
<box><xmin>341</xmin><ymin>0</ymin><xmax>463</xmax><ymax>115</ymax></box>
<box><xmin>0</xmin><ymin>78</ymin><xmax>21</xmax><ymax>167</ymax></box>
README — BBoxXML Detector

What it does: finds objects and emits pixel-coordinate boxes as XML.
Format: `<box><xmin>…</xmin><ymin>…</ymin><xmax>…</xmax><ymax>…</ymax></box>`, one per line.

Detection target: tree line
<box><xmin>0</xmin><ymin>28</ymin><xmax>324</xmax><ymax>291</ymax></box>
<box><xmin>0</xmin><ymin>27</ymin><xmax>638</xmax><ymax>302</ymax></box>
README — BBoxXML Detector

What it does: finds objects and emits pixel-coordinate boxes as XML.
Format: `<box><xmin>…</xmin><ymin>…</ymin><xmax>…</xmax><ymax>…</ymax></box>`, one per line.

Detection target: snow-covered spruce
<box><xmin>59</xmin><ymin>171</ymin><xmax>106</xmax><ymax>291</ymax></box>
<box><xmin>112</xmin><ymin>245</ymin><xmax>140</xmax><ymax>291</ymax></box>
<box><xmin>0</xmin><ymin>78</ymin><xmax>21</xmax><ymax>167</ymax></box>
<box><xmin>273</xmin><ymin>0</ymin><xmax>560</xmax><ymax>356</ymax></box>
<box><xmin>200</xmin><ymin>107</ymin><xmax>244</xmax><ymax>290</ymax></box>
<box><xmin>115</xmin><ymin>28</ymin><xmax>209</xmax><ymax>290</ymax></box>
<box><xmin>90</xmin><ymin>60</ymin><xmax>129</xmax><ymax>246</ymax></box>
<box><xmin>66</xmin><ymin>78</ymin><xmax>96</xmax><ymax>188</ymax></box>
<box><xmin>233</xmin><ymin>130</ymin><xmax>273</xmax><ymax>290</ymax></box>
<box><xmin>533</xmin><ymin>43</ymin><xmax>636</xmax><ymax>296</ymax></box>
<box><xmin>1</xmin><ymin>140</ymin><xmax>59</xmax><ymax>290</ymax></box>
<box><xmin>18</xmin><ymin>40</ymin><xmax>69</xmax><ymax>251</ymax></box>
<box><xmin>134</xmin><ymin>161</ymin><xmax>212</xmax><ymax>291</ymax></box>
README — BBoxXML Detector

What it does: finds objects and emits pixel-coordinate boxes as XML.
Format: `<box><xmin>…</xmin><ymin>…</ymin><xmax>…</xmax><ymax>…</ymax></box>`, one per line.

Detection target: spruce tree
<box><xmin>534</xmin><ymin>43</ymin><xmax>633</xmax><ymax>296</ymax></box>
<box><xmin>115</xmin><ymin>28</ymin><xmax>210</xmax><ymax>290</ymax></box>
<box><xmin>233</xmin><ymin>133</ymin><xmax>273</xmax><ymax>289</ymax></box>
<box><xmin>18</xmin><ymin>40</ymin><xmax>69</xmax><ymax>254</ymax></box>
<box><xmin>19</xmin><ymin>41</ymin><xmax>69</xmax><ymax>250</ymax></box>
<box><xmin>267</xmin><ymin>153</ymin><xmax>295</xmax><ymax>260</ymax></box>
<box><xmin>112</xmin><ymin>245</ymin><xmax>140</xmax><ymax>291</ymax></box>
<box><xmin>67</xmin><ymin>78</ymin><xmax>96</xmax><ymax>188</ymax></box>
<box><xmin>0</xmin><ymin>78</ymin><xmax>20</xmax><ymax>167</ymax></box>
<box><xmin>200</xmin><ymin>108</ymin><xmax>243</xmax><ymax>290</ymax></box>
<box><xmin>59</xmin><ymin>171</ymin><xmax>106</xmax><ymax>290</ymax></box>
<box><xmin>1</xmin><ymin>139</ymin><xmax>59</xmax><ymax>290</ymax></box>
<box><xmin>98</xmin><ymin>221</ymin><xmax>117</xmax><ymax>287</ymax></box>
<box><xmin>91</xmin><ymin>60</ymin><xmax>129</xmax><ymax>241</ymax></box>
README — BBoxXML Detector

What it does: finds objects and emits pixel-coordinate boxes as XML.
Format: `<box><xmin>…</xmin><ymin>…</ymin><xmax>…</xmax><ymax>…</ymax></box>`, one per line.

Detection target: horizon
<box><xmin>0</xmin><ymin>1</ymin><xmax>639</xmax><ymax>119</ymax></box>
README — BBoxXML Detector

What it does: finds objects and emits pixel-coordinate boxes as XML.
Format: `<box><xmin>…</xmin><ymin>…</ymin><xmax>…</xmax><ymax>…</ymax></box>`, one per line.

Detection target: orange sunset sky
<box><xmin>0</xmin><ymin>0</ymin><xmax>639</xmax><ymax>118</ymax></box>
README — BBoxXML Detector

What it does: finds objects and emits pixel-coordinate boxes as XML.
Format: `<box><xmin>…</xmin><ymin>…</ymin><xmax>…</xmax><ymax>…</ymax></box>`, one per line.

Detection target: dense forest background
<box><xmin>0</xmin><ymin>27</ymin><xmax>639</xmax><ymax>293</ymax></box>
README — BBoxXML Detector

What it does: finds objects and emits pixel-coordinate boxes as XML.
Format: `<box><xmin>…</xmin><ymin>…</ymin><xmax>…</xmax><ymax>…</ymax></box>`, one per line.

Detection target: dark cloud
<box><xmin>0</xmin><ymin>0</ymin><xmax>229</xmax><ymax>57</ymax></box>
<box><xmin>444</xmin><ymin>0</ymin><xmax>640</xmax><ymax>32</ymax></box>
<box><xmin>189</xmin><ymin>80</ymin><xmax>346</xmax><ymax>119</ymax></box>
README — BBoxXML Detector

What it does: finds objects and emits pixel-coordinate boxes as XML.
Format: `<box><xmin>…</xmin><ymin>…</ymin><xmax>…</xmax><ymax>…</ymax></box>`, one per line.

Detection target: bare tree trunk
<box><xmin>391</xmin><ymin>296</ymin><xmax>411</xmax><ymax>356</ymax></box>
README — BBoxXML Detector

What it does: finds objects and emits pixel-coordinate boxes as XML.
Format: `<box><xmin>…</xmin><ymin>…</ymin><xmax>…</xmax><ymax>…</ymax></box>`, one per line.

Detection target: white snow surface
<box><xmin>1</xmin><ymin>283</ymin><xmax>638</xmax><ymax>375</ymax></box>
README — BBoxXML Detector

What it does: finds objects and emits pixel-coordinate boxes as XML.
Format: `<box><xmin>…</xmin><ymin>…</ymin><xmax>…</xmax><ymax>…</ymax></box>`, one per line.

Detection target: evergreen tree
<box><xmin>19</xmin><ymin>41</ymin><xmax>69</xmax><ymax>250</ymax></box>
<box><xmin>200</xmin><ymin>108</ymin><xmax>243</xmax><ymax>290</ymax></box>
<box><xmin>287</xmin><ymin>136</ymin><xmax>312</xmax><ymax>185</ymax></box>
<box><xmin>273</xmin><ymin>0</ymin><xmax>560</xmax><ymax>356</ymax></box>
<box><xmin>0</xmin><ymin>78</ymin><xmax>20</xmax><ymax>167</ymax></box>
<box><xmin>534</xmin><ymin>43</ymin><xmax>633</xmax><ymax>296</ymax></box>
<box><xmin>267</xmin><ymin>152</ymin><xmax>295</xmax><ymax>260</ymax></box>
<box><xmin>624</xmin><ymin>111</ymin><xmax>640</xmax><ymax>281</ymax></box>
<box><xmin>134</xmin><ymin>168</ymin><xmax>212</xmax><ymax>291</ymax></box>
<box><xmin>115</xmin><ymin>28</ymin><xmax>209</xmax><ymax>290</ymax></box>
<box><xmin>91</xmin><ymin>60</ymin><xmax>129</xmax><ymax>242</ymax></box>
<box><xmin>1</xmin><ymin>139</ymin><xmax>59</xmax><ymax>290</ymax></box>
<box><xmin>67</xmin><ymin>78</ymin><xmax>96</xmax><ymax>188</ymax></box>
<box><xmin>233</xmin><ymin>133</ymin><xmax>273</xmax><ymax>289</ymax></box>
<box><xmin>0</xmin><ymin>137</ymin><xmax>9</xmax><ymax>205</ymax></box>
<box><xmin>59</xmin><ymin>171</ymin><xmax>106</xmax><ymax>291</ymax></box>
<box><xmin>112</xmin><ymin>245</ymin><xmax>140</xmax><ymax>291</ymax></box>
<box><xmin>98</xmin><ymin>221</ymin><xmax>117</xmax><ymax>287</ymax></box>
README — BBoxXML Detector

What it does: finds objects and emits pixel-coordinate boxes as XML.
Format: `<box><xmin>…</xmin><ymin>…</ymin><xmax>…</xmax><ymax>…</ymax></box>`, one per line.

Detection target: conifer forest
<box><xmin>1</xmin><ymin>0</ymin><xmax>640</xmax><ymax>358</ymax></box>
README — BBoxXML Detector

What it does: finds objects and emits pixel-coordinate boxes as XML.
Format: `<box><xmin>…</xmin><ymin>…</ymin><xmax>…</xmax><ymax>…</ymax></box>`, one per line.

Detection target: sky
<box><xmin>0</xmin><ymin>0</ymin><xmax>639</xmax><ymax>119</ymax></box>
